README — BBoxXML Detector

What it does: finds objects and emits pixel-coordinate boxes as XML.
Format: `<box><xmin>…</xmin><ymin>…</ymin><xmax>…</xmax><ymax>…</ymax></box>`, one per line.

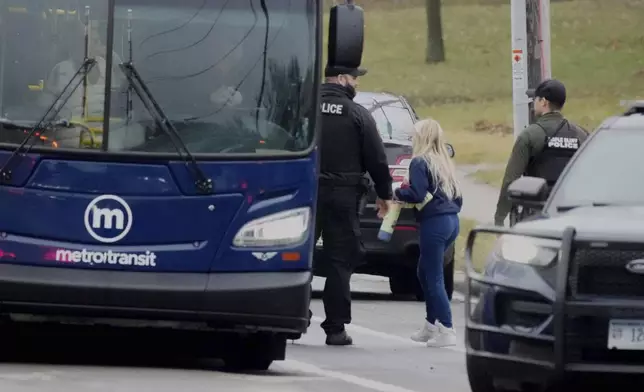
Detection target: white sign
<box><xmin>512</xmin><ymin>49</ymin><xmax>526</xmax><ymax>89</ymax></box>
<box><xmin>54</xmin><ymin>248</ymin><xmax>157</xmax><ymax>267</ymax></box>
<box><xmin>548</xmin><ymin>137</ymin><xmax>579</xmax><ymax>149</ymax></box>
<box><xmin>84</xmin><ymin>194</ymin><xmax>133</xmax><ymax>244</ymax></box>
<box><xmin>321</xmin><ymin>103</ymin><xmax>344</xmax><ymax>115</ymax></box>
<box><xmin>608</xmin><ymin>319</ymin><xmax>644</xmax><ymax>350</ymax></box>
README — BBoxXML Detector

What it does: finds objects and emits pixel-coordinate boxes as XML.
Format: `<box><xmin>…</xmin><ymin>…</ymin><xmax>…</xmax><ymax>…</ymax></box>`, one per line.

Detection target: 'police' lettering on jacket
<box><xmin>547</xmin><ymin>136</ymin><xmax>579</xmax><ymax>149</ymax></box>
<box><xmin>321</xmin><ymin>102</ymin><xmax>345</xmax><ymax>115</ymax></box>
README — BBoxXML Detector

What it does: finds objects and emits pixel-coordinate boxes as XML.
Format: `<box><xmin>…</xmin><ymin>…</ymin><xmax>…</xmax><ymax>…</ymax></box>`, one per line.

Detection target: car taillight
<box><xmin>0</xmin><ymin>249</ymin><xmax>16</xmax><ymax>260</ymax></box>
<box><xmin>390</xmin><ymin>154</ymin><xmax>411</xmax><ymax>182</ymax></box>
<box><xmin>396</xmin><ymin>155</ymin><xmax>412</xmax><ymax>166</ymax></box>
<box><xmin>390</xmin><ymin>168</ymin><xmax>408</xmax><ymax>182</ymax></box>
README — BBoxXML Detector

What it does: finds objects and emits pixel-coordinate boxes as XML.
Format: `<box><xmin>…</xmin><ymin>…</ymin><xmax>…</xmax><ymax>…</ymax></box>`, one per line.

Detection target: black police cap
<box><xmin>526</xmin><ymin>79</ymin><xmax>567</xmax><ymax>107</ymax></box>
<box><xmin>324</xmin><ymin>65</ymin><xmax>367</xmax><ymax>78</ymax></box>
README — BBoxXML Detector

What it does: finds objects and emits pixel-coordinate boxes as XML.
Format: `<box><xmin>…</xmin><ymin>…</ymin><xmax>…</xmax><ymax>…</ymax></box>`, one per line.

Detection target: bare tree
<box><xmin>425</xmin><ymin>0</ymin><xmax>445</xmax><ymax>63</ymax></box>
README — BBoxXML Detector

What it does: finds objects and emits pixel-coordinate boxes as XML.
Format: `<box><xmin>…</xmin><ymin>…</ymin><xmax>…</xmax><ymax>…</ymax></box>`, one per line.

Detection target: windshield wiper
<box><xmin>556</xmin><ymin>202</ymin><xmax>614</xmax><ymax>212</ymax></box>
<box><xmin>366</xmin><ymin>99</ymin><xmax>400</xmax><ymax>114</ymax></box>
<box><xmin>119</xmin><ymin>62</ymin><xmax>213</xmax><ymax>194</ymax></box>
<box><xmin>371</xmin><ymin>98</ymin><xmax>394</xmax><ymax>140</ymax></box>
<box><xmin>0</xmin><ymin>58</ymin><xmax>97</xmax><ymax>184</ymax></box>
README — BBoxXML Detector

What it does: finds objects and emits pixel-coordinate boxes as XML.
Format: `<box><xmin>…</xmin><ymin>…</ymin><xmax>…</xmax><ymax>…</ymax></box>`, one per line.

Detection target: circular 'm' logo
<box><xmin>84</xmin><ymin>195</ymin><xmax>133</xmax><ymax>244</ymax></box>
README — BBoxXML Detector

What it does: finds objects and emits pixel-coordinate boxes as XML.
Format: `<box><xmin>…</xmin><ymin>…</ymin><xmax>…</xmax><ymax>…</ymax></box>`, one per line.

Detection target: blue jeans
<box><xmin>417</xmin><ymin>214</ymin><xmax>460</xmax><ymax>328</ymax></box>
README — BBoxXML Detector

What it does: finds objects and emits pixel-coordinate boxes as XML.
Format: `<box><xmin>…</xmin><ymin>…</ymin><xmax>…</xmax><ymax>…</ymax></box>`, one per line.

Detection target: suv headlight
<box><xmin>233</xmin><ymin>207</ymin><xmax>310</xmax><ymax>248</ymax></box>
<box><xmin>498</xmin><ymin>234</ymin><xmax>560</xmax><ymax>267</ymax></box>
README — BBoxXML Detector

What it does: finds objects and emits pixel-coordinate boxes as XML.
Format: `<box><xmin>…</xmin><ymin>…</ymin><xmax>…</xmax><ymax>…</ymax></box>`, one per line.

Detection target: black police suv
<box><xmin>314</xmin><ymin>91</ymin><xmax>456</xmax><ymax>301</ymax></box>
<box><xmin>465</xmin><ymin>101</ymin><xmax>644</xmax><ymax>391</ymax></box>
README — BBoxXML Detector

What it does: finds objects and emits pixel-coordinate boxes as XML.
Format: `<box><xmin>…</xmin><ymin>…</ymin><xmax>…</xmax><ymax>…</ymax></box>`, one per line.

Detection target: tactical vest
<box><xmin>318</xmin><ymin>84</ymin><xmax>365</xmax><ymax>186</ymax></box>
<box><xmin>525</xmin><ymin>120</ymin><xmax>580</xmax><ymax>186</ymax></box>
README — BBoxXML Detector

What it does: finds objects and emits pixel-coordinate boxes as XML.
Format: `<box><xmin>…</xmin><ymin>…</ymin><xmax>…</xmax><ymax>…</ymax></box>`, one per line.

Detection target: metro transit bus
<box><xmin>0</xmin><ymin>0</ymin><xmax>363</xmax><ymax>369</ymax></box>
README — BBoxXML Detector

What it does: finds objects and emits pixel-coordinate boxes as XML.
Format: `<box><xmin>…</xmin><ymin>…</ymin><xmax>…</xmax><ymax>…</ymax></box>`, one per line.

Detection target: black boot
<box><xmin>325</xmin><ymin>330</ymin><xmax>353</xmax><ymax>346</ymax></box>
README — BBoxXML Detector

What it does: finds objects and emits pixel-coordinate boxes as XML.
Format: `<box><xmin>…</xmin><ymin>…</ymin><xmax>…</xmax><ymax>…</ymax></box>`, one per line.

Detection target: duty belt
<box><xmin>319</xmin><ymin>172</ymin><xmax>365</xmax><ymax>187</ymax></box>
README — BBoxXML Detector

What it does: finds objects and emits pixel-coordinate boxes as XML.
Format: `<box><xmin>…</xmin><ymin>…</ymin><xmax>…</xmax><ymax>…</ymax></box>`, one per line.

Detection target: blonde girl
<box><xmin>394</xmin><ymin>118</ymin><xmax>462</xmax><ymax>348</ymax></box>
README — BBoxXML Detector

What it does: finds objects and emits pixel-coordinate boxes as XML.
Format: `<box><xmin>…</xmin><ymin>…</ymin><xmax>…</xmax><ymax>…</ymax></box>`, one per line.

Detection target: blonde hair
<box><xmin>411</xmin><ymin>118</ymin><xmax>461</xmax><ymax>200</ymax></box>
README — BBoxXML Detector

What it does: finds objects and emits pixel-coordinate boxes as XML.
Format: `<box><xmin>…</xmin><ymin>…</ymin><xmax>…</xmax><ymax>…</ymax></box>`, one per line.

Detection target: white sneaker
<box><xmin>426</xmin><ymin>321</ymin><xmax>457</xmax><ymax>348</ymax></box>
<box><xmin>411</xmin><ymin>320</ymin><xmax>438</xmax><ymax>343</ymax></box>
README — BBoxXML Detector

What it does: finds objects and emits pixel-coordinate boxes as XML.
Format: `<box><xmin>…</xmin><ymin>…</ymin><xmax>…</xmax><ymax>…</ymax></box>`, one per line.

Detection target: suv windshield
<box><xmin>548</xmin><ymin>129</ymin><xmax>644</xmax><ymax>211</ymax></box>
<box><xmin>0</xmin><ymin>0</ymin><xmax>317</xmax><ymax>155</ymax></box>
<box><xmin>356</xmin><ymin>96</ymin><xmax>415</xmax><ymax>144</ymax></box>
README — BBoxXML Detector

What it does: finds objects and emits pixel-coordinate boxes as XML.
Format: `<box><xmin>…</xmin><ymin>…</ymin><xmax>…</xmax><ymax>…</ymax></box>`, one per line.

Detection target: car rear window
<box><xmin>384</xmin><ymin>143</ymin><xmax>412</xmax><ymax>165</ymax></box>
<box><xmin>356</xmin><ymin>97</ymin><xmax>416</xmax><ymax>143</ymax></box>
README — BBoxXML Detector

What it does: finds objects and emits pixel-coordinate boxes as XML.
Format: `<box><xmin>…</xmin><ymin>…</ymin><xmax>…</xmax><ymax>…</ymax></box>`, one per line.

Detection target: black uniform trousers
<box><xmin>314</xmin><ymin>185</ymin><xmax>365</xmax><ymax>334</ymax></box>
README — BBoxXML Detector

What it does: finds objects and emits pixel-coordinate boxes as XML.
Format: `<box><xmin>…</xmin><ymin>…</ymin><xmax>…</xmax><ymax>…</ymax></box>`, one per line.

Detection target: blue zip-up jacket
<box><xmin>394</xmin><ymin>157</ymin><xmax>462</xmax><ymax>220</ymax></box>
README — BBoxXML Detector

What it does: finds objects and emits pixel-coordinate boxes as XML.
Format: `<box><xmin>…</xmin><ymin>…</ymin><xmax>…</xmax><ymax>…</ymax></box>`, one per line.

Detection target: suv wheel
<box><xmin>390</xmin><ymin>246</ymin><xmax>456</xmax><ymax>302</ymax></box>
<box><xmin>413</xmin><ymin>261</ymin><xmax>454</xmax><ymax>302</ymax></box>
<box><xmin>389</xmin><ymin>272</ymin><xmax>413</xmax><ymax>297</ymax></box>
<box><xmin>443</xmin><ymin>258</ymin><xmax>455</xmax><ymax>302</ymax></box>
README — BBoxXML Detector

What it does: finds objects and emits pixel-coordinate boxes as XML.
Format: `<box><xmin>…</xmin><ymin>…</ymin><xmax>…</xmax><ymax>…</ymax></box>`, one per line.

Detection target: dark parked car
<box><xmin>465</xmin><ymin>101</ymin><xmax>644</xmax><ymax>391</ymax></box>
<box><xmin>314</xmin><ymin>91</ymin><xmax>456</xmax><ymax>301</ymax></box>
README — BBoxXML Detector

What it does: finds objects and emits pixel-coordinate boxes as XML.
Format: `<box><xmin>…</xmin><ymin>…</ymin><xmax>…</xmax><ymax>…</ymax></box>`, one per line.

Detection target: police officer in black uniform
<box><xmin>494</xmin><ymin>79</ymin><xmax>589</xmax><ymax>226</ymax></box>
<box><xmin>315</xmin><ymin>65</ymin><xmax>393</xmax><ymax>346</ymax></box>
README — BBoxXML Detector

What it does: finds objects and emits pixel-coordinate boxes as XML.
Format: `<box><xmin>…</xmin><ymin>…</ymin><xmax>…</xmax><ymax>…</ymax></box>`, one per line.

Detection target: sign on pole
<box><xmin>511</xmin><ymin>0</ymin><xmax>551</xmax><ymax>139</ymax></box>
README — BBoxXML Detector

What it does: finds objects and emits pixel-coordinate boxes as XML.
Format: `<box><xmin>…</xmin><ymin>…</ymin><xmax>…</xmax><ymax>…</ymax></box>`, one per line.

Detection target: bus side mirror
<box><xmin>327</xmin><ymin>3</ymin><xmax>364</xmax><ymax>69</ymax></box>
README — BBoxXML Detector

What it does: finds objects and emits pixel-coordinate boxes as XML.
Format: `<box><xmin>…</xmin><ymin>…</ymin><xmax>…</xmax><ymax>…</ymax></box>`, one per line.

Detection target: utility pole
<box><xmin>511</xmin><ymin>0</ymin><xmax>551</xmax><ymax>139</ymax></box>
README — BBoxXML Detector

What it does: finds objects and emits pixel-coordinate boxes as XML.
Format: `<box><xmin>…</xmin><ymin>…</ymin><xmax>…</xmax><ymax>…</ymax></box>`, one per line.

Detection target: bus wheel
<box><xmin>223</xmin><ymin>333</ymin><xmax>285</xmax><ymax>372</ymax></box>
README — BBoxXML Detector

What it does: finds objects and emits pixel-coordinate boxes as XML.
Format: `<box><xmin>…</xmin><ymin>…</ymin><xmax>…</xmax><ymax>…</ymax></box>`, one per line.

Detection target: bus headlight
<box><xmin>498</xmin><ymin>234</ymin><xmax>560</xmax><ymax>267</ymax></box>
<box><xmin>233</xmin><ymin>207</ymin><xmax>311</xmax><ymax>248</ymax></box>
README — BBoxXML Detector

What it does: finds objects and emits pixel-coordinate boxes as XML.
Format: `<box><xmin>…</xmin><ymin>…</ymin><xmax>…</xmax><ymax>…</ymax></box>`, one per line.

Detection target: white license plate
<box><xmin>607</xmin><ymin>319</ymin><xmax>644</xmax><ymax>350</ymax></box>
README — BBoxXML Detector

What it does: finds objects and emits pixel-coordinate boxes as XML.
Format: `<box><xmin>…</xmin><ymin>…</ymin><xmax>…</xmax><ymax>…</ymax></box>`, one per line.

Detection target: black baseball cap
<box><xmin>324</xmin><ymin>65</ymin><xmax>367</xmax><ymax>78</ymax></box>
<box><xmin>526</xmin><ymin>79</ymin><xmax>567</xmax><ymax>107</ymax></box>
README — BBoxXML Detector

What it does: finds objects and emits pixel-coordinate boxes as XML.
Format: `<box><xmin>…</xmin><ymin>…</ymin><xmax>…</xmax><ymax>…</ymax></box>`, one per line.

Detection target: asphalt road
<box><xmin>0</xmin><ymin>274</ymin><xmax>476</xmax><ymax>392</ymax></box>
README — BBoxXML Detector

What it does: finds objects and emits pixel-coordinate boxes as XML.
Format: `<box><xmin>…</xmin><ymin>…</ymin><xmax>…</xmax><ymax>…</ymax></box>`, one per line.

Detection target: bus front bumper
<box><xmin>0</xmin><ymin>264</ymin><xmax>311</xmax><ymax>334</ymax></box>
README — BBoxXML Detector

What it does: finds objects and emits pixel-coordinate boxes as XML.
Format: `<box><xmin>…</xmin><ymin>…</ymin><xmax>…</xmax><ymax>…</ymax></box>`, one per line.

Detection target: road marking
<box><xmin>310</xmin><ymin>316</ymin><xmax>466</xmax><ymax>353</ymax></box>
<box><xmin>0</xmin><ymin>371</ymin><xmax>60</xmax><ymax>381</ymax></box>
<box><xmin>283</xmin><ymin>359</ymin><xmax>420</xmax><ymax>392</ymax></box>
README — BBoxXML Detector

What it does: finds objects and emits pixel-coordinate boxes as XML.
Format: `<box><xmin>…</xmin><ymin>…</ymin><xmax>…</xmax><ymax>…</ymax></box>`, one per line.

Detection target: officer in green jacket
<box><xmin>494</xmin><ymin>79</ymin><xmax>589</xmax><ymax>226</ymax></box>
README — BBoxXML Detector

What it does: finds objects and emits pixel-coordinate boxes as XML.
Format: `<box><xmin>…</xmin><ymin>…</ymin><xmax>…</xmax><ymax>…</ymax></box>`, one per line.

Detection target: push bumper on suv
<box><xmin>465</xmin><ymin>226</ymin><xmax>644</xmax><ymax>388</ymax></box>
<box><xmin>0</xmin><ymin>264</ymin><xmax>311</xmax><ymax>334</ymax></box>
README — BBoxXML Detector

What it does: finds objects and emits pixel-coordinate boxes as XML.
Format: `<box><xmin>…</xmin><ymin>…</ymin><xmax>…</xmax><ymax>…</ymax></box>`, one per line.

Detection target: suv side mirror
<box><xmin>328</xmin><ymin>3</ymin><xmax>364</xmax><ymax>69</ymax></box>
<box><xmin>507</xmin><ymin>176</ymin><xmax>548</xmax><ymax>208</ymax></box>
<box><xmin>445</xmin><ymin>143</ymin><xmax>455</xmax><ymax>158</ymax></box>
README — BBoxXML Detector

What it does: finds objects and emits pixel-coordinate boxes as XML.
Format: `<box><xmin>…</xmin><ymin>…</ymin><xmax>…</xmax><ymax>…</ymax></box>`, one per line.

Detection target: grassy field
<box><xmin>470</xmin><ymin>168</ymin><xmax>506</xmax><ymax>188</ymax></box>
<box><xmin>455</xmin><ymin>218</ymin><xmax>499</xmax><ymax>273</ymax></box>
<box><xmin>348</xmin><ymin>0</ymin><xmax>644</xmax><ymax>169</ymax></box>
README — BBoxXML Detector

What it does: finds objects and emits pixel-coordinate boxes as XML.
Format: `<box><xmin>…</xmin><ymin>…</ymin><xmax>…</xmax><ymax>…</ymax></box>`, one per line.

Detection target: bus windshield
<box><xmin>0</xmin><ymin>0</ymin><xmax>317</xmax><ymax>155</ymax></box>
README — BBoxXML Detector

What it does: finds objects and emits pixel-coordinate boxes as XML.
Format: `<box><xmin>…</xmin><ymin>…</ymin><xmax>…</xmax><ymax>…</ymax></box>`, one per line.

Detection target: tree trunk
<box><xmin>425</xmin><ymin>0</ymin><xmax>445</xmax><ymax>63</ymax></box>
